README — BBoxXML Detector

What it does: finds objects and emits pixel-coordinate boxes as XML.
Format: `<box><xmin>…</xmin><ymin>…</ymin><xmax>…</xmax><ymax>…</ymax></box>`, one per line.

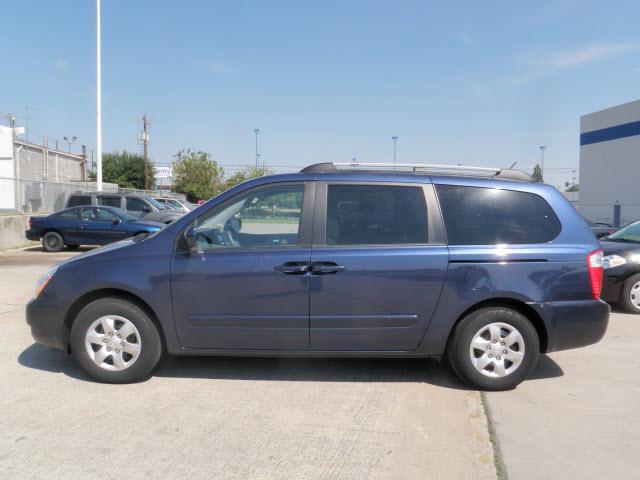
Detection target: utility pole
<box><xmin>96</xmin><ymin>0</ymin><xmax>102</xmax><ymax>191</ymax></box>
<box><xmin>392</xmin><ymin>136</ymin><xmax>399</xmax><ymax>164</ymax></box>
<box><xmin>254</xmin><ymin>129</ymin><xmax>260</xmax><ymax>169</ymax></box>
<box><xmin>539</xmin><ymin>145</ymin><xmax>546</xmax><ymax>182</ymax></box>
<box><xmin>140</xmin><ymin>114</ymin><xmax>150</xmax><ymax>190</ymax></box>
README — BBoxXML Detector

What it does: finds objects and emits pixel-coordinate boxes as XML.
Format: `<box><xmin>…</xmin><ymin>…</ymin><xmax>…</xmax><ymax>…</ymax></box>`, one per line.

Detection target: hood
<box><xmin>54</xmin><ymin>238</ymin><xmax>137</xmax><ymax>270</ymax></box>
<box><xmin>600</xmin><ymin>240</ymin><xmax>640</xmax><ymax>256</ymax></box>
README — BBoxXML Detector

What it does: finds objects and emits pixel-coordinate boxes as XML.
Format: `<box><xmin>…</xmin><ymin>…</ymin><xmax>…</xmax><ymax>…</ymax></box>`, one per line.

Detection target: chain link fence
<box><xmin>0</xmin><ymin>177</ymin><xmax>186</xmax><ymax>215</ymax></box>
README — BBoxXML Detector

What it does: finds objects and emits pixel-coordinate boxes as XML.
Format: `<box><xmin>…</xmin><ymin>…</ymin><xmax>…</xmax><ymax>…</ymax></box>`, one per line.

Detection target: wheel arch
<box><xmin>63</xmin><ymin>288</ymin><xmax>166</xmax><ymax>354</ymax></box>
<box><xmin>447</xmin><ymin>297</ymin><xmax>548</xmax><ymax>353</ymax></box>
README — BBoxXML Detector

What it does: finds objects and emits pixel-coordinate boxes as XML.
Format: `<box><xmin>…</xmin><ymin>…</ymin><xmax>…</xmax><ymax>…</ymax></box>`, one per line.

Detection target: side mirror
<box><xmin>112</xmin><ymin>217</ymin><xmax>121</xmax><ymax>225</ymax></box>
<box><xmin>184</xmin><ymin>226</ymin><xmax>197</xmax><ymax>250</ymax></box>
<box><xmin>143</xmin><ymin>205</ymin><xmax>152</xmax><ymax>213</ymax></box>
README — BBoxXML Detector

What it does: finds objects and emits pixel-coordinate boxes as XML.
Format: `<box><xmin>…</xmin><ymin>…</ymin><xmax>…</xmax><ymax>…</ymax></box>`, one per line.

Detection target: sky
<box><xmin>1</xmin><ymin>0</ymin><xmax>640</xmax><ymax>188</ymax></box>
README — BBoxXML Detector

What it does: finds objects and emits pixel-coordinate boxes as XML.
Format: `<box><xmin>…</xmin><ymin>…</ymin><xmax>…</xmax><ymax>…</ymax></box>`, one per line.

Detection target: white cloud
<box><xmin>471</xmin><ymin>41</ymin><xmax>640</xmax><ymax>97</ymax></box>
<box><xmin>54</xmin><ymin>58</ymin><xmax>69</xmax><ymax>69</ymax></box>
<box><xmin>521</xmin><ymin>42</ymin><xmax>640</xmax><ymax>70</ymax></box>
<box><xmin>197</xmin><ymin>60</ymin><xmax>230</xmax><ymax>76</ymax></box>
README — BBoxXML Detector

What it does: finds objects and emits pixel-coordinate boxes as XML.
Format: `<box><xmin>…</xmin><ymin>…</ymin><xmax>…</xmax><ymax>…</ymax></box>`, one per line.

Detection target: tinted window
<box><xmin>435</xmin><ymin>185</ymin><xmax>561</xmax><ymax>245</ymax></box>
<box><xmin>54</xmin><ymin>209</ymin><xmax>79</xmax><ymax>220</ymax></box>
<box><xmin>195</xmin><ymin>184</ymin><xmax>304</xmax><ymax>250</ymax></box>
<box><xmin>326</xmin><ymin>185</ymin><xmax>428</xmax><ymax>245</ymax></box>
<box><xmin>68</xmin><ymin>195</ymin><xmax>91</xmax><ymax>207</ymax></box>
<box><xmin>126</xmin><ymin>197</ymin><xmax>147</xmax><ymax>212</ymax></box>
<box><xmin>98</xmin><ymin>196</ymin><xmax>121</xmax><ymax>208</ymax></box>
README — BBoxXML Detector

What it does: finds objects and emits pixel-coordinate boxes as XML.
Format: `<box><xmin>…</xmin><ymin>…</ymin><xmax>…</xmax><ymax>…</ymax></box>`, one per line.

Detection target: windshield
<box><xmin>607</xmin><ymin>221</ymin><xmax>640</xmax><ymax>243</ymax></box>
<box><xmin>144</xmin><ymin>196</ymin><xmax>168</xmax><ymax>210</ymax></box>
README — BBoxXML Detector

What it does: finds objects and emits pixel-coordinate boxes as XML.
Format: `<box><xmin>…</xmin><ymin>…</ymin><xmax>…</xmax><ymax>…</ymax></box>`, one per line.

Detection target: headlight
<box><xmin>602</xmin><ymin>255</ymin><xmax>627</xmax><ymax>269</ymax></box>
<box><xmin>35</xmin><ymin>266</ymin><xmax>58</xmax><ymax>298</ymax></box>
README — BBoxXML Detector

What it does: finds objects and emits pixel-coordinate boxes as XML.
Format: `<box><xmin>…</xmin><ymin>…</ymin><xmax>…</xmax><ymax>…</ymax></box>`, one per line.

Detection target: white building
<box><xmin>579</xmin><ymin>99</ymin><xmax>640</xmax><ymax>226</ymax></box>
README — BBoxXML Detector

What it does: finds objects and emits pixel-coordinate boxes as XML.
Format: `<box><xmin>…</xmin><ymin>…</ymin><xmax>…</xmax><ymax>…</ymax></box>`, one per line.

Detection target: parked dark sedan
<box><xmin>601</xmin><ymin>220</ymin><xmax>640</xmax><ymax>314</ymax></box>
<box><xmin>26</xmin><ymin>206</ymin><xmax>164</xmax><ymax>252</ymax></box>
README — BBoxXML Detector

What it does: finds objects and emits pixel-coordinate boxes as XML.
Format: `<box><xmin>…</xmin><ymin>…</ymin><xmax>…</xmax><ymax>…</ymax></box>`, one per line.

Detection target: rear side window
<box><xmin>326</xmin><ymin>185</ymin><xmax>428</xmax><ymax>245</ymax></box>
<box><xmin>435</xmin><ymin>185</ymin><xmax>561</xmax><ymax>245</ymax></box>
<box><xmin>98</xmin><ymin>196</ymin><xmax>121</xmax><ymax>208</ymax></box>
<box><xmin>68</xmin><ymin>195</ymin><xmax>91</xmax><ymax>207</ymax></box>
<box><xmin>55</xmin><ymin>209</ymin><xmax>79</xmax><ymax>220</ymax></box>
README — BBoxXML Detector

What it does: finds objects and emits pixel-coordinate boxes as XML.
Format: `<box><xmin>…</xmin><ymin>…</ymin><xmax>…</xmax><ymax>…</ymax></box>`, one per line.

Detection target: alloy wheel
<box><xmin>84</xmin><ymin>315</ymin><xmax>142</xmax><ymax>371</ymax></box>
<box><xmin>630</xmin><ymin>281</ymin><xmax>640</xmax><ymax>310</ymax></box>
<box><xmin>469</xmin><ymin>322</ymin><xmax>525</xmax><ymax>378</ymax></box>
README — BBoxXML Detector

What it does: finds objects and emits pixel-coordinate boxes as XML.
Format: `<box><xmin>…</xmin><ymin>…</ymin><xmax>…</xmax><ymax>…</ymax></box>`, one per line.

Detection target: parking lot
<box><xmin>1</xmin><ymin>247</ymin><xmax>638</xmax><ymax>479</ymax></box>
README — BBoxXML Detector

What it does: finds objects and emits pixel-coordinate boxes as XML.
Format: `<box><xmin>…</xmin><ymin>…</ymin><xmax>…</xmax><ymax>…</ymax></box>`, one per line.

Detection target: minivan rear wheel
<box><xmin>70</xmin><ymin>298</ymin><xmax>162</xmax><ymax>383</ymax></box>
<box><xmin>447</xmin><ymin>307</ymin><xmax>539</xmax><ymax>391</ymax></box>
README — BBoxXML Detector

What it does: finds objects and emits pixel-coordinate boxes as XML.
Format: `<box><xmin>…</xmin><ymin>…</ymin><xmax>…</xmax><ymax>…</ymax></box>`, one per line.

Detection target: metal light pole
<box><xmin>392</xmin><ymin>136</ymin><xmax>399</xmax><ymax>164</ymax></box>
<box><xmin>63</xmin><ymin>136</ymin><xmax>77</xmax><ymax>153</ymax></box>
<box><xmin>254</xmin><ymin>129</ymin><xmax>260</xmax><ymax>169</ymax></box>
<box><xmin>539</xmin><ymin>145</ymin><xmax>546</xmax><ymax>182</ymax></box>
<box><xmin>96</xmin><ymin>0</ymin><xmax>103</xmax><ymax>191</ymax></box>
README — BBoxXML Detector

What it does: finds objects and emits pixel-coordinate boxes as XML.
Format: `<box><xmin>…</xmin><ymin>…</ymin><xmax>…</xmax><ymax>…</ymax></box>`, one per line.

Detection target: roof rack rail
<box><xmin>300</xmin><ymin>162</ymin><xmax>533</xmax><ymax>181</ymax></box>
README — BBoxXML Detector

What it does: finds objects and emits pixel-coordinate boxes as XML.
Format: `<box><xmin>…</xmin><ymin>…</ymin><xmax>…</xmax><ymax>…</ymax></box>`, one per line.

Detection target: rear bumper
<box><xmin>26</xmin><ymin>296</ymin><xmax>68</xmax><ymax>352</ymax></box>
<box><xmin>531</xmin><ymin>299</ymin><xmax>610</xmax><ymax>353</ymax></box>
<box><xmin>25</xmin><ymin>230</ymin><xmax>40</xmax><ymax>241</ymax></box>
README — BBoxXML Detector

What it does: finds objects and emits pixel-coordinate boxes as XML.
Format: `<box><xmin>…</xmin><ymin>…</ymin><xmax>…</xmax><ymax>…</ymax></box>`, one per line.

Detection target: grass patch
<box><xmin>480</xmin><ymin>392</ymin><xmax>508</xmax><ymax>480</ymax></box>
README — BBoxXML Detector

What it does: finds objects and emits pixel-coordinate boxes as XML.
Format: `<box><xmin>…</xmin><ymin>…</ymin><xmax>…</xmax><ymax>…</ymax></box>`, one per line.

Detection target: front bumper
<box><xmin>531</xmin><ymin>299</ymin><xmax>610</xmax><ymax>353</ymax></box>
<box><xmin>26</xmin><ymin>296</ymin><xmax>68</xmax><ymax>352</ymax></box>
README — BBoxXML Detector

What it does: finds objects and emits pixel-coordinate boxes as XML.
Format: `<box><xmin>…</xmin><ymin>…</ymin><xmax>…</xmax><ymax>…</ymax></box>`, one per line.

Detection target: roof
<box><xmin>299</xmin><ymin>162</ymin><xmax>533</xmax><ymax>182</ymax></box>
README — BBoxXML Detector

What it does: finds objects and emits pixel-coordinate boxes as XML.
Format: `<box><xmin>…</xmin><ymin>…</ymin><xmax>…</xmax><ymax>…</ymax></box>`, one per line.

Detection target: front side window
<box><xmin>326</xmin><ymin>184</ymin><xmax>428</xmax><ymax>245</ymax></box>
<box><xmin>94</xmin><ymin>208</ymin><xmax>119</xmax><ymax>222</ymax></box>
<box><xmin>194</xmin><ymin>184</ymin><xmax>304</xmax><ymax>250</ymax></box>
<box><xmin>126</xmin><ymin>197</ymin><xmax>147</xmax><ymax>212</ymax></box>
<box><xmin>435</xmin><ymin>184</ymin><xmax>562</xmax><ymax>245</ymax></box>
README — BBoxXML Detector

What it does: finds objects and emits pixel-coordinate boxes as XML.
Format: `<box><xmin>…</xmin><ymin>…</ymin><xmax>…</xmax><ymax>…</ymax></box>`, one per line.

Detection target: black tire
<box><xmin>65</xmin><ymin>244</ymin><xmax>80</xmax><ymax>250</ymax></box>
<box><xmin>447</xmin><ymin>307</ymin><xmax>539</xmax><ymax>391</ymax></box>
<box><xmin>42</xmin><ymin>231</ymin><xmax>64</xmax><ymax>252</ymax></box>
<box><xmin>619</xmin><ymin>273</ymin><xmax>640</xmax><ymax>314</ymax></box>
<box><xmin>70</xmin><ymin>298</ymin><xmax>162</xmax><ymax>383</ymax></box>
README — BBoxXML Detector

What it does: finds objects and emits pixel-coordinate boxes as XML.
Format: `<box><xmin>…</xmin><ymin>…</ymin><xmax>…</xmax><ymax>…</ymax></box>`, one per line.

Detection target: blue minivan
<box><xmin>26</xmin><ymin>163</ymin><xmax>609</xmax><ymax>390</ymax></box>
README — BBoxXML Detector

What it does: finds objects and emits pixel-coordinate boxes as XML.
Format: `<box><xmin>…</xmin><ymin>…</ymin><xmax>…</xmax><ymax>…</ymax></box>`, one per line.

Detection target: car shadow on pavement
<box><xmin>18</xmin><ymin>343</ymin><xmax>564</xmax><ymax>389</ymax></box>
<box><xmin>21</xmin><ymin>246</ymin><xmax>95</xmax><ymax>253</ymax></box>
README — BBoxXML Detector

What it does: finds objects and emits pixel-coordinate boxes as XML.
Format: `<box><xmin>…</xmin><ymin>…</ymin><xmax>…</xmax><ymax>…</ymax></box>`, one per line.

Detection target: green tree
<box><xmin>90</xmin><ymin>150</ymin><xmax>154</xmax><ymax>190</ymax></box>
<box><xmin>532</xmin><ymin>163</ymin><xmax>543</xmax><ymax>182</ymax></box>
<box><xmin>565</xmin><ymin>182</ymin><xmax>579</xmax><ymax>192</ymax></box>
<box><xmin>224</xmin><ymin>166</ymin><xmax>272</xmax><ymax>191</ymax></box>
<box><xmin>172</xmin><ymin>149</ymin><xmax>224</xmax><ymax>202</ymax></box>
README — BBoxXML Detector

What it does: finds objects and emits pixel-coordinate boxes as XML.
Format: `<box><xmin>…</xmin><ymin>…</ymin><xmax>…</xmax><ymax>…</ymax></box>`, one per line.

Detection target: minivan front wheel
<box><xmin>70</xmin><ymin>298</ymin><xmax>162</xmax><ymax>383</ymax></box>
<box><xmin>447</xmin><ymin>307</ymin><xmax>539</xmax><ymax>391</ymax></box>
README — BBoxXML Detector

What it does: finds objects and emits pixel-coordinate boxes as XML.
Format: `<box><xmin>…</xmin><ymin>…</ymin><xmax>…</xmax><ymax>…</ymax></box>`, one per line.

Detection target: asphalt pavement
<box><xmin>0</xmin><ymin>247</ymin><xmax>495</xmax><ymax>480</ymax></box>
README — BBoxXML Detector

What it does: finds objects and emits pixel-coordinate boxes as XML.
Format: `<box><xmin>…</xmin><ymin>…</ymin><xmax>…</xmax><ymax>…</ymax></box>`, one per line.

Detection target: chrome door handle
<box><xmin>275</xmin><ymin>262</ymin><xmax>310</xmax><ymax>275</ymax></box>
<box><xmin>310</xmin><ymin>262</ymin><xmax>345</xmax><ymax>274</ymax></box>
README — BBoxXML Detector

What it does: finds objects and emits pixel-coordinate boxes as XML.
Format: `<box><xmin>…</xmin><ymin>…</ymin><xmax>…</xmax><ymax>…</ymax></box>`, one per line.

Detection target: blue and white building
<box><xmin>579</xmin><ymin>99</ymin><xmax>640</xmax><ymax>226</ymax></box>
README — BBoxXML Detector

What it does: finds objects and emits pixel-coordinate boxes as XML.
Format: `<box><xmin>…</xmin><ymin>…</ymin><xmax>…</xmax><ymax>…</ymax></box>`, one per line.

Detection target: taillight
<box><xmin>29</xmin><ymin>217</ymin><xmax>33</xmax><ymax>226</ymax></box>
<box><xmin>587</xmin><ymin>249</ymin><xmax>604</xmax><ymax>300</ymax></box>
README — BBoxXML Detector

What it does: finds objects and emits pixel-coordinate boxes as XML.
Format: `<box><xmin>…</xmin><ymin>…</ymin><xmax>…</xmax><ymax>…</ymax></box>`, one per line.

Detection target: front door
<box><xmin>309</xmin><ymin>182</ymin><xmax>449</xmax><ymax>351</ymax></box>
<box><xmin>78</xmin><ymin>207</ymin><xmax>128</xmax><ymax>245</ymax></box>
<box><xmin>171</xmin><ymin>182</ymin><xmax>314</xmax><ymax>350</ymax></box>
